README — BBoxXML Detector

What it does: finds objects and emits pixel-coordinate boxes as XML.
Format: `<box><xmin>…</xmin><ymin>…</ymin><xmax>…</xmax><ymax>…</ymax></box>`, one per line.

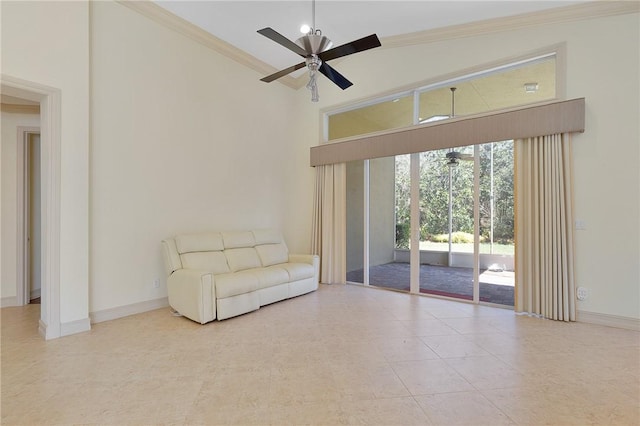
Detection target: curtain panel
<box><xmin>311</xmin><ymin>164</ymin><xmax>346</xmax><ymax>284</ymax></box>
<box><xmin>515</xmin><ymin>133</ymin><xmax>576</xmax><ymax>321</ymax></box>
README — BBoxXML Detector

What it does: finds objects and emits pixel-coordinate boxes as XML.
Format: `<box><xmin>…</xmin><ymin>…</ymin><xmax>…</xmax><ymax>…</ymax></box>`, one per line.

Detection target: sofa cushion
<box><xmin>222</xmin><ymin>231</ymin><xmax>255</xmax><ymax>249</ymax></box>
<box><xmin>215</xmin><ymin>271</ymin><xmax>259</xmax><ymax>298</ymax></box>
<box><xmin>175</xmin><ymin>232</ymin><xmax>224</xmax><ymax>253</ymax></box>
<box><xmin>281</xmin><ymin>262</ymin><xmax>315</xmax><ymax>281</ymax></box>
<box><xmin>255</xmin><ymin>243</ymin><xmax>289</xmax><ymax>267</ymax></box>
<box><xmin>179</xmin><ymin>252</ymin><xmax>230</xmax><ymax>275</ymax></box>
<box><xmin>225</xmin><ymin>247</ymin><xmax>262</xmax><ymax>272</ymax></box>
<box><xmin>253</xmin><ymin>266</ymin><xmax>290</xmax><ymax>289</ymax></box>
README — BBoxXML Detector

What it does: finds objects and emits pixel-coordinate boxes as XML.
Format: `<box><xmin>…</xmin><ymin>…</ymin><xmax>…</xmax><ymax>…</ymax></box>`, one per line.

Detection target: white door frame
<box><xmin>2</xmin><ymin>75</ymin><xmax>62</xmax><ymax>340</ymax></box>
<box><xmin>16</xmin><ymin>127</ymin><xmax>41</xmax><ymax>306</ymax></box>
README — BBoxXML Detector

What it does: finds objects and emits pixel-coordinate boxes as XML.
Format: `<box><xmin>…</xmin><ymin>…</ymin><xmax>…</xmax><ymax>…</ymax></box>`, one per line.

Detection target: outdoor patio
<box><xmin>346</xmin><ymin>262</ymin><xmax>514</xmax><ymax>306</ymax></box>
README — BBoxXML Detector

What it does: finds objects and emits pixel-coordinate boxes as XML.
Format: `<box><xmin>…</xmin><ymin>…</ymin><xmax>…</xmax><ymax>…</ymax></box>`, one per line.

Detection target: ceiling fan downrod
<box><xmin>450</xmin><ymin>87</ymin><xmax>457</xmax><ymax>118</ymax></box>
<box><xmin>300</xmin><ymin>0</ymin><xmax>330</xmax><ymax>101</ymax></box>
<box><xmin>311</xmin><ymin>0</ymin><xmax>316</xmax><ymax>34</ymax></box>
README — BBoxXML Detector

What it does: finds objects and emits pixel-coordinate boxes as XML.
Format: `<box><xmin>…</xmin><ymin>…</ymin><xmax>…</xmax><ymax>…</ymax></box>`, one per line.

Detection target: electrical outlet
<box><xmin>153</xmin><ymin>278</ymin><xmax>160</xmax><ymax>289</ymax></box>
<box><xmin>576</xmin><ymin>286</ymin><xmax>588</xmax><ymax>301</ymax></box>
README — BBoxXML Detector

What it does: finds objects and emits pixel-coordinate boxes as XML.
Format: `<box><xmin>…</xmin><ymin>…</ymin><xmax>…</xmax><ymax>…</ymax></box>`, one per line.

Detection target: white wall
<box><xmin>313</xmin><ymin>12</ymin><xmax>640</xmax><ymax>320</ymax></box>
<box><xmin>89</xmin><ymin>2</ymin><xmax>315</xmax><ymax>313</ymax></box>
<box><xmin>1</xmin><ymin>1</ymin><xmax>90</xmax><ymax>326</ymax></box>
<box><xmin>0</xmin><ymin>110</ymin><xmax>40</xmax><ymax>304</ymax></box>
<box><xmin>2</xmin><ymin>1</ymin><xmax>636</xmax><ymax>328</ymax></box>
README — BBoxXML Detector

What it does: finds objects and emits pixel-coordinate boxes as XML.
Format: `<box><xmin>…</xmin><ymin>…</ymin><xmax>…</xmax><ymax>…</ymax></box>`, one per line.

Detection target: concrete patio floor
<box><xmin>346</xmin><ymin>262</ymin><xmax>514</xmax><ymax>306</ymax></box>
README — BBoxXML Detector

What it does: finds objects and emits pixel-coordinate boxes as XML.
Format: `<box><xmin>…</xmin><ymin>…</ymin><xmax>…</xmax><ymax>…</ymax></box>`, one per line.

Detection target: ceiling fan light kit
<box><xmin>257</xmin><ymin>0</ymin><xmax>381</xmax><ymax>102</ymax></box>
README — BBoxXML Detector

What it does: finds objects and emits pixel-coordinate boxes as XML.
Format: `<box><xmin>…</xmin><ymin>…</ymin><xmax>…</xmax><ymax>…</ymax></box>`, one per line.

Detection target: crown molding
<box><xmin>382</xmin><ymin>1</ymin><xmax>640</xmax><ymax>49</ymax></box>
<box><xmin>116</xmin><ymin>0</ymin><xmax>300</xmax><ymax>89</ymax></box>
<box><xmin>118</xmin><ymin>1</ymin><xmax>639</xmax><ymax>91</ymax></box>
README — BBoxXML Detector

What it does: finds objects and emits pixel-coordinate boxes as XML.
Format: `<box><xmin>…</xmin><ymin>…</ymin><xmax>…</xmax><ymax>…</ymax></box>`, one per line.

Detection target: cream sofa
<box><xmin>162</xmin><ymin>229</ymin><xmax>319</xmax><ymax>323</ymax></box>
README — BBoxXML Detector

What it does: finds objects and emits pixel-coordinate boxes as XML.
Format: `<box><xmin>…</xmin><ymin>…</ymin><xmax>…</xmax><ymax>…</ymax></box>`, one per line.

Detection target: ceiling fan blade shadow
<box><xmin>318</xmin><ymin>34</ymin><xmax>381</xmax><ymax>63</ymax></box>
<box><xmin>261</xmin><ymin>61</ymin><xmax>307</xmax><ymax>82</ymax></box>
<box><xmin>319</xmin><ymin>63</ymin><xmax>353</xmax><ymax>90</ymax></box>
<box><xmin>257</xmin><ymin>27</ymin><xmax>309</xmax><ymax>57</ymax></box>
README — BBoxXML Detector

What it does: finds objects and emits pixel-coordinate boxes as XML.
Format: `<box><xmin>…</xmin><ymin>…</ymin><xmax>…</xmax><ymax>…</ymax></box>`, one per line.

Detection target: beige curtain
<box><xmin>311</xmin><ymin>164</ymin><xmax>346</xmax><ymax>284</ymax></box>
<box><xmin>515</xmin><ymin>133</ymin><xmax>576</xmax><ymax>321</ymax></box>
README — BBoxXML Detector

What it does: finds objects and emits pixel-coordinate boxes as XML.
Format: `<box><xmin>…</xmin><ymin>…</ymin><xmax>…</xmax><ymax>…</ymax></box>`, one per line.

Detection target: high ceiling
<box><xmin>0</xmin><ymin>1</ymin><xmax>589</xmax><ymax>122</ymax></box>
<box><xmin>153</xmin><ymin>0</ymin><xmax>587</xmax><ymax>75</ymax></box>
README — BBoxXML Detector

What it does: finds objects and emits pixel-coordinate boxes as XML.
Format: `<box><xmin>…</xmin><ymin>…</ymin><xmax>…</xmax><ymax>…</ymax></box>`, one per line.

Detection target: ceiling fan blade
<box><xmin>257</xmin><ymin>27</ymin><xmax>309</xmax><ymax>57</ymax></box>
<box><xmin>318</xmin><ymin>34</ymin><xmax>381</xmax><ymax>62</ymax></box>
<box><xmin>261</xmin><ymin>61</ymin><xmax>307</xmax><ymax>83</ymax></box>
<box><xmin>319</xmin><ymin>63</ymin><xmax>353</xmax><ymax>90</ymax></box>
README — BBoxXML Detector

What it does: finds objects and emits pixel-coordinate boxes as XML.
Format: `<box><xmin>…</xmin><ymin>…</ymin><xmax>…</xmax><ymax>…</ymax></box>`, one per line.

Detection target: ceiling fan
<box><xmin>446</xmin><ymin>150</ymin><xmax>474</xmax><ymax>167</ymax></box>
<box><xmin>257</xmin><ymin>0</ymin><xmax>381</xmax><ymax>102</ymax></box>
<box><xmin>444</xmin><ymin>87</ymin><xmax>473</xmax><ymax>167</ymax></box>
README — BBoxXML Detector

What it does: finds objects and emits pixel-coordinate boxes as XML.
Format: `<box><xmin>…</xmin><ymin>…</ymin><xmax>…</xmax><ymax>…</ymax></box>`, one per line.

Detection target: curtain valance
<box><xmin>311</xmin><ymin>98</ymin><xmax>584</xmax><ymax>166</ymax></box>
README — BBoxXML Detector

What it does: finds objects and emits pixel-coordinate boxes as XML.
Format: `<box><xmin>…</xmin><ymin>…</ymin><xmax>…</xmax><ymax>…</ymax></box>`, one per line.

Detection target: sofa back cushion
<box><xmin>174</xmin><ymin>233</ymin><xmax>229</xmax><ymax>274</ymax></box>
<box><xmin>222</xmin><ymin>231</ymin><xmax>256</xmax><ymax>249</ymax></box>
<box><xmin>165</xmin><ymin>229</ymin><xmax>289</xmax><ymax>275</ymax></box>
<box><xmin>252</xmin><ymin>229</ymin><xmax>282</xmax><ymax>245</ymax></box>
<box><xmin>256</xmin><ymin>243</ymin><xmax>289</xmax><ymax>267</ymax></box>
<box><xmin>252</xmin><ymin>229</ymin><xmax>289</xmax><ymax>266</ymax></box>
<box><xmin>180</xmin><ymin>251</ymin><xmax>230</xmax><ymax>274</ymax></box>
<box><xmin>176</xmin><ymin>232</ymin><xmax>224</xmax><ymax>253</ymax></box>
<box><xmin>225</xmin><ymin>247</ymin><xmax>262</xmax><ymax>272</ymax></box>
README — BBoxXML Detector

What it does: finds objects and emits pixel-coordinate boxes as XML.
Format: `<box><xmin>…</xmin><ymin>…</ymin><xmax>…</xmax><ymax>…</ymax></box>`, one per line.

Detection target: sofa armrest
<box><xmin>167</xmin><ymin>269</ymin><xmax>216</xmax><ymax>324</ymax></box>
<box><xmin>289</xmin><ymin>254</ymin><xmax>320</xmax><ymax>280</ymax></box>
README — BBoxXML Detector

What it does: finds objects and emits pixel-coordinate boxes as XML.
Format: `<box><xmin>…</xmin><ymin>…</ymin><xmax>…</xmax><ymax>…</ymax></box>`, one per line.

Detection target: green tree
<box><xmin>394</xmin><ymin>155</ymin><xmax>411</xmax><ymax>248</ymax></box>
<box><xmin>395</xmin><ymin>142</ymin><xmax>514</xmax><ymax>248</ymax></box>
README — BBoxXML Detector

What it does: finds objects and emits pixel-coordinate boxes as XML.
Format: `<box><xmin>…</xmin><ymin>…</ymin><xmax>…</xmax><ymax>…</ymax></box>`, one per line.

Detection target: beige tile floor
<box><xmin>1</xmin><ymin>284</ymin><xmax>639</xmax><ymax>425</ymax></box>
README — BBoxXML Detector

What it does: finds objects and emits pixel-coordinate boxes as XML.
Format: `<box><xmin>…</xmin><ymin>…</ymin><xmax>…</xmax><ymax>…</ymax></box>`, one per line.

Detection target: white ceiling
<box><xmin>154</xmin><ymin>0</ymin><xmax>587</xmax><ymax>73</ymax></box>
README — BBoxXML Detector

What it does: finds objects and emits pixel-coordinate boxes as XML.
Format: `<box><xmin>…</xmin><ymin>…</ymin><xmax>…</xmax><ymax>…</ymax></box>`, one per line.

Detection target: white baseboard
<box><xmin>1</xmin><ymin>296</ymin><xmax>18</xmax><ymax>308</ymax></box>
<box><xmin>39</xmin><ymin>319</ymin><xmax>47</xmax><ymax>338</ymax></box>
<box><xmin>577</xmin><ymin>310</ymin><xmax>640</xmax><ymax>331</ymax></box>
<box><xmin>30</xmin><ymin>288</ymin><xmax>41</xmax><ymax>300</ymax></box>
<box><xmin>39</xmin><ymin>319</ymin><xmax>61</xmax><ymax>340</ymax></box>
<box><xmin>90</xmin><ymin>297</ymin><xmax>169</xmax><ymax>324</ymax></box>
<box><xmin>61</xmin><ymin>317</ymin><xmax>91</xmax><ymax>336</ymax></box>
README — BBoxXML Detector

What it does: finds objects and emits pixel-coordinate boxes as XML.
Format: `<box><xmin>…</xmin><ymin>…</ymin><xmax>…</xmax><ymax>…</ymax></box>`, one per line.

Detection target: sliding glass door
<box><xmin>478</xmin><ymin>141</ymin><xmax>515</xmax><ymax>305</ymax></box>
<box><xmin>346</xmin><ymin>156</ymin><xmax>411</xmax><ymax>292</ymax></box>
<box><xmin>346</xmin><ymin>160</ymin><xmax>365</xmax><ymax>284</ymax></box>
<box><xmin>418</xmin><ymin>146</ymin><xmax>477</xmax><ymax>301</ymax></box>
<box><xmin>346</xmin><ymin>142</ymin><xmax>515</xmax><ymax>307</ymax></box>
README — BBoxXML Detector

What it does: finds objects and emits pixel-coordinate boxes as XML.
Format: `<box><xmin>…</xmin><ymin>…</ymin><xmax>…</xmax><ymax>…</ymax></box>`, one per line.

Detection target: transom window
<box><xmin>325</xmin><ymin>51</ymin><xmax>558</xmax><ymax>141</ymax></box>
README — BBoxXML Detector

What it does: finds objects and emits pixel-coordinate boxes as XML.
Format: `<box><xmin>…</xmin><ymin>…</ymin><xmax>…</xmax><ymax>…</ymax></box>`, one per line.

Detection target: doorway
<box><xmin>2</xmin><ymin>76</ymin><xmax>62</xmax><ymax>339</ymax></box>
<box><xmin>18</xmin><ymin>129</ymin><xmax>42</xmax><ymax>305</ymax></box>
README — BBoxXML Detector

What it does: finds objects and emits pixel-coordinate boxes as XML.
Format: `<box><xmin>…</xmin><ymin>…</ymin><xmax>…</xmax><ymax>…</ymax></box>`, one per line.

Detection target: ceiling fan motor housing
<box><xmin>296</xmin><ymin>33</ymin><xmax>333</xmax><ymax>55</ymax></box>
